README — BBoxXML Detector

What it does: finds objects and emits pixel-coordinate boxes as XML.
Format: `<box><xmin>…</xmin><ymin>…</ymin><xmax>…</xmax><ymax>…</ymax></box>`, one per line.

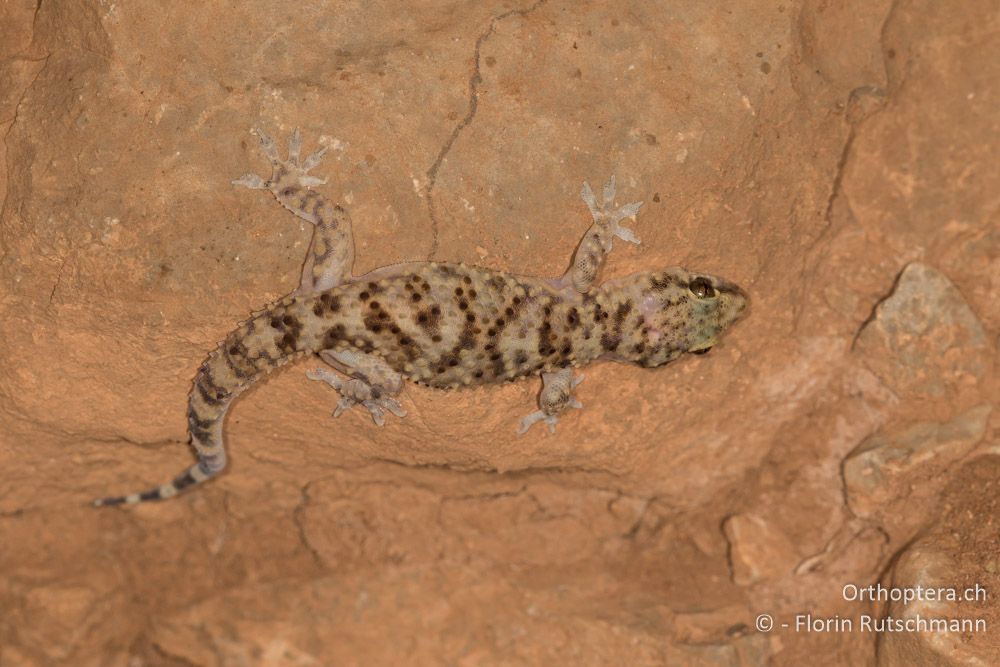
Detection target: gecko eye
<box><xmin>689</xmin><ymin>277</ymin><xmax>716</xmax><ymax>299</ymax></box>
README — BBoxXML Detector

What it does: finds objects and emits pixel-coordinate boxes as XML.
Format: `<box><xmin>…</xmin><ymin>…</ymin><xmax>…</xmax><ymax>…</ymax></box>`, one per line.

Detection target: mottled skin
<box><xmin>94</xmin><ymin>130</ymin><xmax>748</xmax><ymax>506</ymax></box>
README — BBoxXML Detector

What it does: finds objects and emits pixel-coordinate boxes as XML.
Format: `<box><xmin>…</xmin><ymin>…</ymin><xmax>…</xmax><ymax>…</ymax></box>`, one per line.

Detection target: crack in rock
<box><xmin>423</xmin><ymin>0</ymin><xmax>548</xmax><ymax>260</ymax></box>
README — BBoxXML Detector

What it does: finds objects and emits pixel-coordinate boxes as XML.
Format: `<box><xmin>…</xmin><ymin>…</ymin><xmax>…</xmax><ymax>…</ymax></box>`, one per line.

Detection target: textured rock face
<box><xmin>876</xmin><ymin>459</ymin><xmax>1000</xmax><ymax>667</ymax></box>
<box><xmin>854</xmin><ymin>262</ymin><xmax>990</xmax><ymax>398</ymax></box>
<box><xmin>844</xmin><ymin>404</ymin><xmax>992</xmax><ymax>520</ymax></box>
<box><xmin>1</xmin><ymin>1</ymin><xmax>997</xmax><ymax>665</ymax></box>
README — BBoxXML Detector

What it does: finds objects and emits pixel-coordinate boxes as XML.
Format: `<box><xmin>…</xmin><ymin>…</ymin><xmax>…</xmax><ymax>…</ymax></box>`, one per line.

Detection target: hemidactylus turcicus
<box><xmin>94</xmin><ymin>129</ymin><xmax>748</xmax><ymax>506</ymax></box>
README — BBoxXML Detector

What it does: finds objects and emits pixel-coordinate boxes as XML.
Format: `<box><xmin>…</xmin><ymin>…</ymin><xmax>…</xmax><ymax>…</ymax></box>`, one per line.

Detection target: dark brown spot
<box><xmin>194</xmin><ymin>376</ymin><xmax>228</xmax><ymax>405</ymax></box>
<box><xmin>455</xmin><ymin>287</ymin><xmax>464</xmax><ymax>296</ymax></box>
<box><xmin>412</xmin><ymin>292</ymin><xmax>423</xmax><ymax>302</ymax></box>
<box><xmin>650</xmin><ymin>275</ymin><xmax>675</xmax><ymax>291</ymax></box>
<box><xmin>432</xmin><ymin>334</ymin><xmax>442</xmax><ymax>342</ymax></box>
<box><xmin>459</xmin><ymin>301</ymin><xmax>468</xmax><ymax>310</ymax></box>
<box><xmin>615</xmin><ymin>301</ymin><xmax>633</xmax><ymax>325</ymax></box>
<box><xmin>369</xmin><ymin>301</ymin><xmax>380</xmax><ymax>309</ymax></box>
<box><xmin>463</xmin><ymin>276</ymin><xmax>472</xmax><ymax>285</ymax></box>
<box><xmin>322</xmin><ymin>324</ymin><xmax>346</xmax><ymax>348</ymax></box>
<box><xmin>359</xmin><ymin>291</ymin><xmax>370</xmax><ymax>300</ymax></box>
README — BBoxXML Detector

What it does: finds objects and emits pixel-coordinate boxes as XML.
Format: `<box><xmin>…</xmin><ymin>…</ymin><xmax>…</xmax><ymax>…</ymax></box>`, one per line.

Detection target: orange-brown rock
<box><xmin>1</xmin><ymin>1</ymin><xmax>996</xmax><ymax>665</ymax></box>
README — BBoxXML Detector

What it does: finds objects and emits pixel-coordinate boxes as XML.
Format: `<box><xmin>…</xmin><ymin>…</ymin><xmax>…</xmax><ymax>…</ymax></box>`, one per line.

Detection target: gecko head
<box><xmin>631</xmin><ymin>268</ymin><xmax>749</xmax><ymax>366</ymax></box>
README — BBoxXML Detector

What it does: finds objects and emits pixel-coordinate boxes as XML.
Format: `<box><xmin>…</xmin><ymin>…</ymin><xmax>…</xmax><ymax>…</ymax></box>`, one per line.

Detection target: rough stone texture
<box><xmin>844</xmin><ymin>404</ymin><xmax>992</xmax><ymax>519</ymax></box>
<box><xmin>854</xmin><ymin>262</ymin><xmax>990</xmax><ymax>399</ymax></box>
<box><xmin>877</xmin><ymin>458</ymin><xmax>1000</xmax><ymax>666</ymax></box>
<box><xmin>0</xmin><ymin>1</ymin><xmax>997</xmax><ymax>665</ymax></box>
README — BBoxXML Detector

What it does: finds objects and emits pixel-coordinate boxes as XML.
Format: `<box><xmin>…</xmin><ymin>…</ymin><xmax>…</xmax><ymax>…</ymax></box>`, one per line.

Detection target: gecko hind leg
<box><xmin>306</xmin><ymin>349</ymin><xmax>406</xmax><ymax>426</ymax></box>
<box><xmin>562</xmin><ymin>175</ymin><xmax>643</xmax><ymax>293</ymax></box>
<box><xmin>233</xmin><ymin>128</ymin><xmax>355</xmax><ymax>294</ymax></box>
<box><xmin>518</xmin><ymin>369</ymin><xmax>585</xmax><ymax>434</ymax></box>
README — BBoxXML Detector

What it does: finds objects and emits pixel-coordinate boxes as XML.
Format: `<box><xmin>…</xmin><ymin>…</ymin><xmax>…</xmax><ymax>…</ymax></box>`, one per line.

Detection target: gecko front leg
<box><xmin>233</xmin><ymin>128</ymin><xmax>355</xmax><ymax>294</ymax></box>
<box><xmin>306</xmin><ymin>349</ymin><xmax>407</xmax><ymax>426</ymax></box>
<box><xmin>561</xmin><ymin>175</ymin><xmax>643</xmax><ymax>293</ymax></box>
<box><xmin>518</xmin><ymin>369</ymin><xmax>585</xmax><ymax>434</ymax></box>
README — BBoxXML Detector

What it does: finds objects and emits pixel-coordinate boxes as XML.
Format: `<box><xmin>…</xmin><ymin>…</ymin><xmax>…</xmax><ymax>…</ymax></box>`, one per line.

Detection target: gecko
<box><xmin>93</xmin><ymin>129</ymin><xmax>749</xmax><ymax>506</ymax></box>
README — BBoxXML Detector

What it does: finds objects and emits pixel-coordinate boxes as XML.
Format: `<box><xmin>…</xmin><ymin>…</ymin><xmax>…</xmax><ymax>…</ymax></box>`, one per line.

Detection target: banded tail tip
<box><xmin>91</xmin><ymin>461</ymin><xmax>213</xmax><ymax>508</ymax></box>
<box><xmin>92</xmin><ymin>483</ymin><xmax>180</xmax><ymax>508</ymax></box>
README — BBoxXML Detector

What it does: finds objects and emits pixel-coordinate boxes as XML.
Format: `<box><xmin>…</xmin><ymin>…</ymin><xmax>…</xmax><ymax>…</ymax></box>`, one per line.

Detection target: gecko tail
<box><xmin>92</xmin><ymin>451</ymin><xmax>228</xmax><ymax>507</ymax></box>
<box><xmin>92</xmin><ymin>297</ymin><xmax>291</xmax><ymax>508</ymax></box>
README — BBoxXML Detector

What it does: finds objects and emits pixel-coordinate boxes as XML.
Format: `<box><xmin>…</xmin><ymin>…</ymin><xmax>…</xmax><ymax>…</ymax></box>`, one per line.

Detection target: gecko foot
<box><xmin>306</xmin><ymin>368</ymin><xmax>406</xmax><ymax>427</ymax></box>
<box><xmin>518</xmin><ymin>370</ymin><xmax>585</xmax><ymax>434</ymax></box>
<box><xmin>580</xmin><ymin>176</ymin><xmax>643</xmax><ymax>248</ymax></box>
<box><xmin>233</xmin><ymin>127</ymin><xmax>329</xmax><ymax>193</ymax></box>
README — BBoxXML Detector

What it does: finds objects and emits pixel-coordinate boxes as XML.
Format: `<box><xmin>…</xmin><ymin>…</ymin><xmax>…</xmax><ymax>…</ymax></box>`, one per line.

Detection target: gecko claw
<box><xmin>581</xmin><ymin>177</ymin><xmax>643</xmax><ymax>247</ymax></box>
<box><xmin>307</xmin><ymin>368</ymin><xmax>406</xmax><ymax>426</ymax></box>
<box><xmin>232</xmin><ymin>173</ymin><xmax>268</xmax><ymax>189</ymax></box>
<box><xmin>234</xmin><ymin>128</ymin><xmax>329</xmax><ymax>195</ymax></box>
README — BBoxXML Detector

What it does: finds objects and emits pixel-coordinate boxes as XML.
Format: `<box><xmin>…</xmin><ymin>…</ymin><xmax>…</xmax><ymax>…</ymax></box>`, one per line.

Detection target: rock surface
<box><xmin>877</xmin><ymin>458</ymin><xmax>1000</xmax><ymax>667</ymax></box>
<box><xmin>844</xmin><ymin>404</ymin><xmax>992</xmax><ymax>520</ymax></box>
<box><xmin>854</xmin><ymin>262</ymin><xmax>990</xmax><ymax>399</ymax></box>
<box><xmin>1</xmin><ymin>0</ymin><xmax>997</xmax><ymax>665</ymax></box>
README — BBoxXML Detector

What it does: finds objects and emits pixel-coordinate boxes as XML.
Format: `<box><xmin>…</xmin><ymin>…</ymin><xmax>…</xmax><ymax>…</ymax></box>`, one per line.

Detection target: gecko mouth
<box><xmin>692</xmin><ymin>346</ymin><xmax>712</xmax><ymax>355</ymax></box>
